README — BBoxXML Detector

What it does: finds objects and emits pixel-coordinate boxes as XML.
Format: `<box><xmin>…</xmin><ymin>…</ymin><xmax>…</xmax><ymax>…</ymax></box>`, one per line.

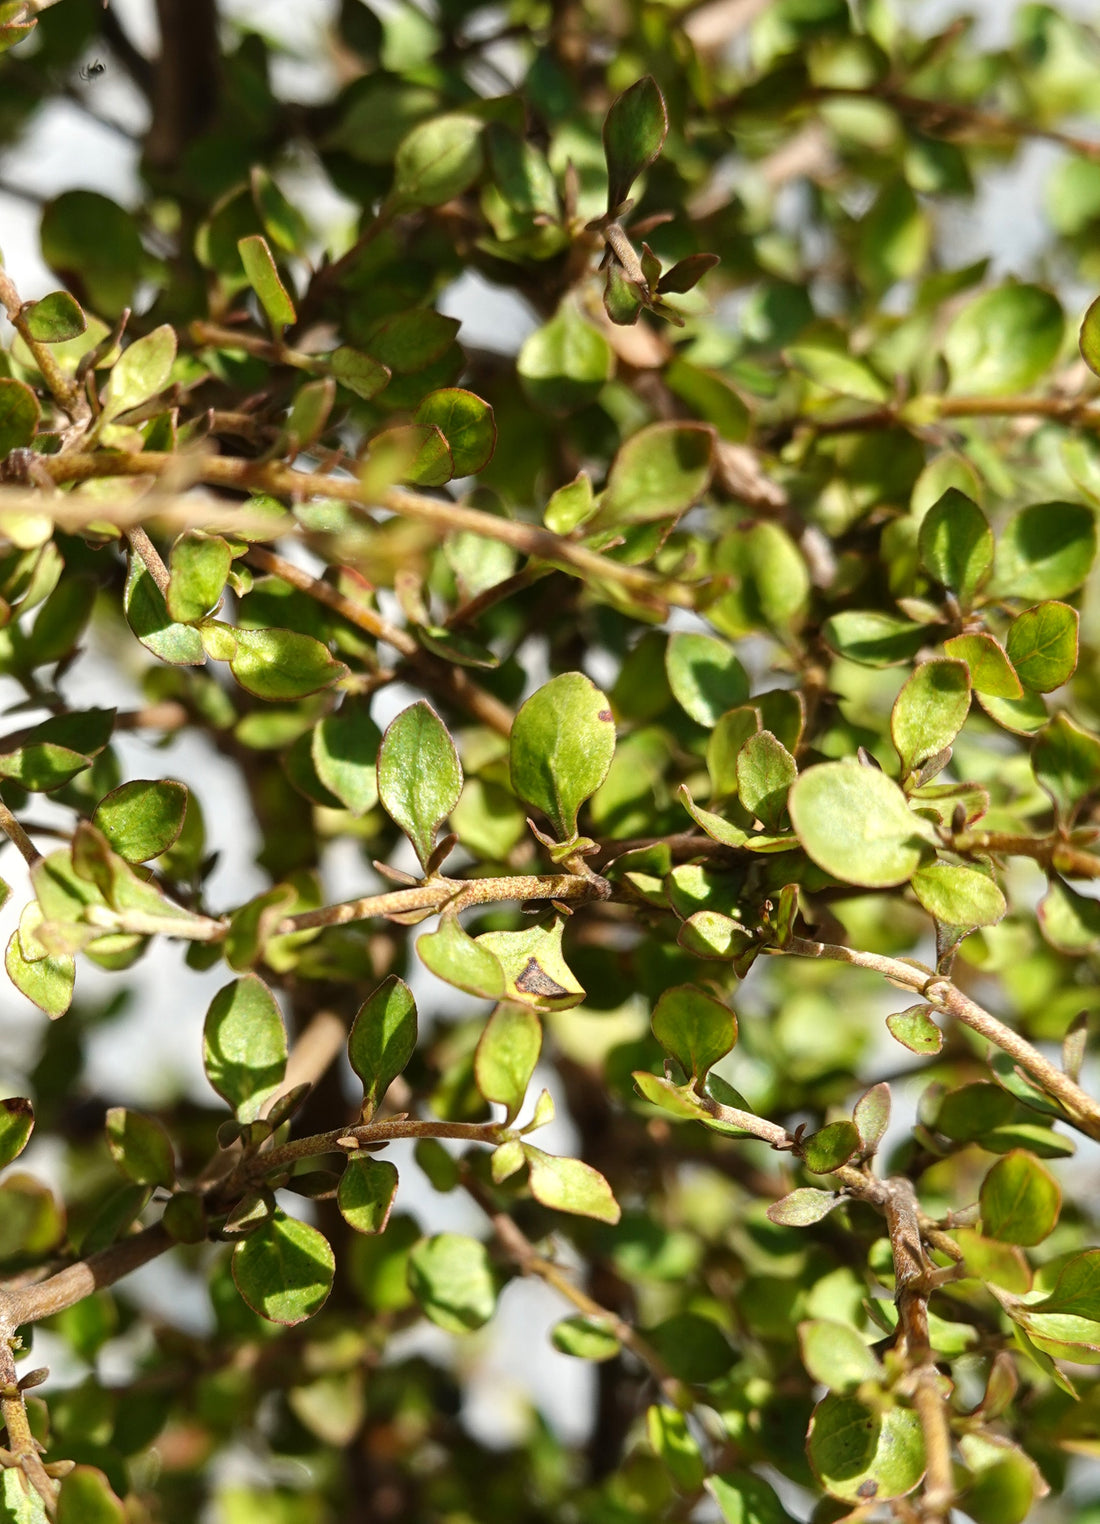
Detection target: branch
<box><xmin>125</xmin><ymin>525</ymin><xmax>171</xmax><ymax>598</ymax></box>
<box><xmin>461</xmin><ymin>1171</ymin><xmax>693</xmax><ymax>1410</ymax></box>
<box><xmin>38</xmin><ymin>452</ymin><xmax>703</xmax><ymax>613</ymax></box>
<box><xmin>0</xmin><ymin>798</ymin><xmax>40</xmax><ymax>867</ymax></box>
<box><xmin>881</xmin><ymin>1179</ymin><xmax>957</xmax><ymax>1523</ymax></box>
<box><xmin>775</xmin><ymin>937</ymin><xmax>1100</xmax><ymax>1139</ymax></box>
<box><xmin>0</xmin><ymin>268</ymin><xmax>79</xmax><ymax>415</ymax></box>
<box><xmin>276</xmin><ymin>869</ymin><xmax>608</xmax><ymax>935</ymax></box>
<box><xmin>246</xmin><ymin>546</ymin><xmax>515</xmax><ymax>737</ymax></box>
<box><xmin>0</xmin><ymin>1224</ymin><xmax>173</xmax><ymax>1330</ymax></box>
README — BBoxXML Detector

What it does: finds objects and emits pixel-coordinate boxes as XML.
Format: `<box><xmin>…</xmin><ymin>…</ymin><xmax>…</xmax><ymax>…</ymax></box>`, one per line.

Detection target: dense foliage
<box><xmin>7</xmin><ymin>0</ymin><xmax>1100</xmax><ymax>1519</ymax></box>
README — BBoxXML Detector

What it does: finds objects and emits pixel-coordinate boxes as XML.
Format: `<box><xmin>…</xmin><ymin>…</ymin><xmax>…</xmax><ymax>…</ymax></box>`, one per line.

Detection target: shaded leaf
<box><xmin>232</xmin><ymin>1211</ymin><xmax>334</xmax><ymax>1324</ymax></box>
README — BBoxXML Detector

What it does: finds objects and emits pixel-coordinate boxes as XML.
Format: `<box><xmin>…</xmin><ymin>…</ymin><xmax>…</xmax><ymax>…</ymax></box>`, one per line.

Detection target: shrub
<box><xmin>2</xmin><ymin>2</ymin><xmax>1100</xmax><ymax>1520</ymax></box>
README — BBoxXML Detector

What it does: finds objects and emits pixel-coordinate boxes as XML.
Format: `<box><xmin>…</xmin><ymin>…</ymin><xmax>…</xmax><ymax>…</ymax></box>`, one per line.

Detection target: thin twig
<box><xmin>39</xmin><ymin>451</ymin><xmax>702</xmax><ymax>612</ymax></box>
<box><xmin>125</xmin><ymin>525</ymin><xmax>171</xmax><ymax>597</ymax></box>
<box><xmin>0</xmin><ymin>799</ymin><xmax>40</xmax><ymax>867</ymax></box>
<box><xmin>245</xmin><ymin>546</ymin><xmax>515</xmax><ymax>737</ymax></box>
<box><xmin>776</xmin><ymin>936</ymin><xmax>1100</xmax><ymax>1138</ymax></box>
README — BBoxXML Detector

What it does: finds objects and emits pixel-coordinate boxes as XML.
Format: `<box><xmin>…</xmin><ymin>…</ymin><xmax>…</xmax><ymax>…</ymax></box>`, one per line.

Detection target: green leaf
<box><xmin>645</xmin><ymin>1312</ymin><xmax>735</xmax><ymax>1382</ymax></box>
<box><xmin>799</xmin><ymin>1320</ymin><xmax>883</xmax><ymax>1391</ymax></box>
<box><xmin>3</xmin><ymin>1465</ymin><xmax>48</xmax><ymax>1523</ymax></box>
<box><xmin>822</xmin><ymin>611</ymin><xmax>930</xmax><ymax>667</ymax></box>
<box><xmin>102</xmin><ymin>325</ymin><xmax>176</xmax><ymax>420</ymax></box>
<box><xmin>251</xmin><ymin>165</ymin><xmax>310</xmax><ymax>254</ymax></box>
<box><xmin>1032</xmin><ymin>1249</ymin><xmax>1100</xmax><ymax>1319</ymax></box>
<box><xmin>592</xmin><ymin>422</ymin><xmax>714</xmax><ymax>528</ymax></box>
<box><xmin>953</xmin><ymin>1227</ymin><xmax>1031</xmax><ymax>1295</ymax></box>
<box><xmin>227</xmin><ymin>626</ymin><xmax>348</xmax><ymax>700</ymax></box>
<box><xmin>167</xmin><ymin>532</ymin><xmax>233</xmax><ymax>623</ymax></box>
<box><xmin>0</xmin><ymin>743</ymin><xmax>90</xmax><ymax>792</ymax></box>
<box><xmin>0</xmin><ymin>1097</ymin><xmax>33</xmax><ymax>1169</ymax></box>
<box><xmin>664</xmin><ymin>357</ymin><xmax>749</xmax><ymax>441</ymax></box>
<box><xmin>517</xmin><ymin>301</ymin><xmax>613</xmax><ymax>413</ymax></box>
<box><xmin>942</xmin><ymin>633</ymin><xmax>1022</xmax><ymax>699</ymax></box>
<box><xmin>945</xmin><ymin>284</ymin><xmax>1064</xmax><ymax>395</ymax></box>
<box><xmin>937</xmin><ymin>1082</ymin><xmax>1016</xmax><ymax>1143</ymax></box>
<box><xmin>800</xmin><ymin>1120</ymin><xmax>860</xmax><ymax>1174</ymax></box>
<box><xmin>737</xmin><ymin>731</ymin><xmax>796</xmax><ymax>830</ymax></box>
<box><xmin>377</xmin><ymin>700</ymin><xmax>462</xmax><ymax>869</ymax></box>
<box><xmin>647</xmin><ymin>1405</ymin><xmax>705</xmax><ymax>1491</ymax></box>
<box><xmin>238</xmin><ymin>234</ymin><xmax>297</xmax><ymax>328</ymax></box>
<box><xmin>394</xmin><ymin>113</ymin><xmax>484</xmax><ymax>206</ymax></box>
<box><xmin>886</xmin><ymin>1004</ymin><xmax>943</xmax><ymax>1055</ymax></box>
<box><xmin>0</xmin><ymin>378</ymin><xmax>40</xmax><ymax>457</ymax></box>
<box><xmin>854</xmin><ymin>1082</ymin><xmax>891</xmax><ymax>1155</ymax></box>
<box><xmin>476</xmin><ymin>919</ymin><xmax>585</xmax><ymax>1010</ymax></box>
<box><xmin>741</xmin><ymin>522</ymin><xmax>811</xmax><ymax>633</ymax></box>
<box><xmin>203</xmin><ymin>974</ymin><xmax>288</xmax><ymax>1123</ymax></box>
<box><xmin>1032</xmin><ymin>713</ymin><xmax>1100</xmax><ymax>822</ymax></box>
<box><xmin>808</xmin><ymin>1394</ymin><xmax>925</xmax><ymax>1502</ymax></box>
<box><xmin>510</xmin><ymin>672</ymin><xmax>616</xmax><ymax>842</ymax></box>
<box><xmin>232</xmin><ymin>1211</ymin><xmax>334</xmax><ymax>1324</ymax></box>
<box><xmin>1081</xmin><ymin>292</ymin><xmax>1100</xmax><ymax>376</ymax></box>
<box><xmin>6</xmin><ymin>908</ymin><xmax>74</xmax><ymax>1018</ymax></box>
<box><xmin>911</xmin><ymin>861</ymin><xmax>1006</xmax><ymax>928</ymax></box>
<box><xmin>329</xmin><ymin>345</ymin><xmax>391</xmax><ymax>401</ymax></box>
<box><xmin>976</xmin><ymin>688</ymin><xmax>1048</xmax><ymax>735</ymax></box>
<box><xmin>665</xmin><ymin>632</ymin><xmax>749</xmax><ymax>727</ymax></box>
<box><xmin>367</xmin><ymin>422</ymin><xmax>454</xmax><ymax>488</ymax></box>
<box><xmin>1005</xmin><ymin>601</ymin><xmax>1079</xmax><ymax>692</ymax></box>
<box><xmin>891</xmin><ymin>659</ymin><xmax>971</xmax><ymax>775</ymax></box>
<box><xmin>124</xmin><ymin>555</ymin><xmax>205</xmax><ymax>666</ymax></box>
<box><xmin>706</xmin><ymin>706</ymin><xmax>760</xmax><ymax>797</ymax></box>
<box><xmin>603</xmin><ymin>76</ymin><xmax>667</xmax><ymax>210</ymax></box>
<box><xmin>679</xmin><ymin>909</ymin><xmax>756</xmax><ymax>962</ymax></box>
<box><xmin>980</xmin><ymin>1150</ymin><xmax>1061</xmax><ymax>1245</ymax></box>
<box><xmin>92</xmin><ymin>779</ymin><xmax>188</xmax><ymax>863</ymax></box>
<box><xmin>474</xmin><ymin>1003</ymin><xmax>541</xmax><ymax>1121</ymax></box>
<box><xmin>337</xmin><ymin>1157</ymin><xmax>399</xmax><ymax>1234</ymax></box>
<box><xmin>414</xmin><ymin>388</ymin><xmax>496</xmax><ymax>475</ymax></box>
<box><xmin>786</xmin><ymin>343</ymin><xmax>890</xmax><ymax>403</ymax></box>
<box><xmin>788</xmin><ymin>761</ymin><xmax>935</xmax><ymax>888</ymax></box>
<box><xmin>348</xmin><ymin>976</ymin><xmax>417</xmax><ymax>1114</ymax></box>
<box><xmin>56</xmin><ymin>1466</ymin><xmax>125</xmax><ymax>1524</ymax></box>
<box><xmin>1039</xmin><ymin>875</ymin><xmax>1100</xmax><ymax>954</ymax></box>
<box><xmin>407</xmin><ymin>1232</ymin><xmax>497</xmax><ymax>1331</ymax></box>
<box><xmin>22</xmin><ymin>291</ymin><xmax>86</xmax><ymax>344</ymax></box>
<box><xmin>993</xmin><ymin>501</ymin><xmax>1097</xmax><ymax>600</ymax></box>
<box><xmin>706</xmin><ymin>1472</ymin><xmax>797</xmax><ymax>1524</ymax></box>
<box><xmin>917</xmin><ymin>488</ymin><xmax>993</xmax><ymax>605</ymax></box>
<box><xmin>604</xmin><ymin>260</ymin><xmax>643</xmax><ymax>325</ymax></box>
<box><xmin>105</xmin><ymin>1107</ymin><xmax>175</xmax><ymax>1188</ymax></box>
<box><xmin>311</xmin><ymin>702</ymin><xmax>380</xmax><ymax>816</ymax></box>
<box><xmin>523</xmin><ymin>1145</ymin><xmax>620</xmax><ymax>1223</ymax></box>
<box><xmin>418</xmin><ymin>915</ymin><xmax>505</xmax><ymax>999</ymax></box>
<box><xmin>551</xmin><ymin>1315</ymin><xmax>620</xmax><ymax>1361</ymax></box>
<box><xmin>651</xmin><ymin>983</ymin><xmax>737</xmax><ymax>1081</ymax></box>
<box><xmin>40</xmin><ymin>190</ymin><xmax>143</xmax><ymax>317</ymax></box>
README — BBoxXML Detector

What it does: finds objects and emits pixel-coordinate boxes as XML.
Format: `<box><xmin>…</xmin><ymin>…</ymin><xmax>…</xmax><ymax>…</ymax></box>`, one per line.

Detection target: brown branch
<box><xmin>0</xmin><ymin>268</ymin><xmax>79</xmax><ymax>415</ymax></box>
<box><xmin>461</xmin><ymin>1172</ymin><xmax>692</xmax><ymax>1409</ymax></box>
<box><xmin>0</xmin><ymin>799</ymin><xmax>41</xmax><ymax>867</ymax></box>
<box><xmin>38</xmin><ymin>452</ymin><xmax>701</xmax><ymax>612</ymax></box>
<box><xmin>776</xmin><ymin>937</ymin><xmax>1100</xmax><ymax>1139</ymax></box>
<box><xmin>881</xmin><ymin>1179</ymin><xmax>956</xmax><ymax>1522</ymax></box>
<box><xmin>0</xmin><ymin>1224</ymin><xmax>173</xmax><ymax>1329</ymax></box>
<box><xmin>125</xmin><ymin>525</ymin><xmax>171</xmax><ymax>598</ymax></box>
<box><xmin>276</xmin><ymin>869</ymin><xmax>608</xmax><ymax>935</ymax></box>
